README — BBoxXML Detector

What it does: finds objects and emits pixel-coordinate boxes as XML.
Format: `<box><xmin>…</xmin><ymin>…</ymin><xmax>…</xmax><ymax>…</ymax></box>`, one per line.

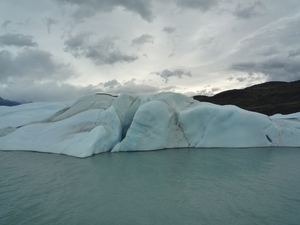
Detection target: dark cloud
<box><xmin>1</xmin><ymin>20</ymin><xmax>12</xmax><ymax>29</ymax></box>
<box><xmin>233</xmin><ymin>1</ymin><xmax>266</xmax><ymax>19</ymax></box>
<box><xmin>0</xmin><ymin>49</ymin><xmax>74</xmax><ymax>82</ymax></box>
<box><xmin>230</xmin><ymin>56</ymin><xmax>300</xmax><ymax>81</ymax></box>
<box><xmin>64</xmin><ymin>33</ymin><xmax>138</xmax><ymax>65</ymax></box>
<box><xmin>0</xmin><ymin>33</ymin><xmax>38</xmax><ymax>47</ymax></box>
<box><xmin>173</xmin><ymin>0</ymin><xmax>218</xmax><ymax>11</ymax></box>
<box><xmin>151</xmin><ymin>69</ymin><xmax>192</xmax><ymax>83</ymax></box>
<box><xmin>132</xmin><ymin>34</ymin><xmax>154</xmax><ymax>46</ymax></box>
<box><xmin>162</xmin><ymin>26</ymin><xmax>176</xmax><ymax>34</ymax></box>
<box><xmin>44</xmin><ymin>17</ymin><xmax>59</xmax><ymax>34</ymax></box>
<box><xmin>54</xmin><ymin>0</ymin><xmax>155</xmax><ymax>22</ymax></box>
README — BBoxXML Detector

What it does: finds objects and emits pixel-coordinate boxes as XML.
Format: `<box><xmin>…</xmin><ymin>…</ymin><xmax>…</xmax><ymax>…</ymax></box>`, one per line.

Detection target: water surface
<box><xmin>1</xmin><ymin>148</ymin><xmax>300</xmax><ymax>224</ymax></box>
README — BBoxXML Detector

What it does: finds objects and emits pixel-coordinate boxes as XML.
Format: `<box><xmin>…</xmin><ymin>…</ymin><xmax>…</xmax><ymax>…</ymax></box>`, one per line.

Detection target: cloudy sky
<box><xmin>1</xmin><ymin>0</ymin><xmax>300</xmax><ymax>102</ymax></box>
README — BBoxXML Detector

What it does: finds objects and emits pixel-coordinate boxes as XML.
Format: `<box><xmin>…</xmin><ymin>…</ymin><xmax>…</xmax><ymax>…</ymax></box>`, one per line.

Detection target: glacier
<box><xmin>0</xmin><ymin>92</ymin><xmax>300</xmax><ymax>158</ymax></box>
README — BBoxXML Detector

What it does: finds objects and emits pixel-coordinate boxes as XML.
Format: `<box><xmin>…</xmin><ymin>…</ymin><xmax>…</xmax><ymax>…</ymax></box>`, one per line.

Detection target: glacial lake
<box><xmin>1</xmin><ymin>148</ymin><xmax>300</xmax><ymax>225</ymax></box>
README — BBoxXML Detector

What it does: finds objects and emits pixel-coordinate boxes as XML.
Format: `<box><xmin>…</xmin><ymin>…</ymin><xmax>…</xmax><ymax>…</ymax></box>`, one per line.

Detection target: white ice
<box><xmin>0</xmin><ymin>93</ymin><xmax>300</xmax><ymax>157</ymax></box>
<box><xmin>0</xmin><ymin>100</ymin><xmax>74</xmax><ymax>129</ymax></box>
<box><xmin>271</xmin><ymin>112</ymin><xmax>300</xmax><ymax>120</ymax></box>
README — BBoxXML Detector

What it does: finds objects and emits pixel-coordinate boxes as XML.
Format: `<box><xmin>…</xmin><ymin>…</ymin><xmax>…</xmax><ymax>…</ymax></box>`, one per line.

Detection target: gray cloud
<box><xmin>0</xmin><ymin>49</ymin><xmax>74</xmax><ymax>82</ymax></box>
<box><xmin>0</xmin><ymin>33</ymin><xmax>38</xmax><ymax>47</ymax></box>
<box><xmin>64</xmin><ymin>33</ymin><xmax>138</xmax><ymax>65</ymax></box>
<box><xmin>228</xmin><ymin>13</ymin><xmax>300</xmax><ymax>82</ymax></box>
<box><xmin>196</xmin><ymin>87</ymin><xmax>220</xmax><ymax>96</ymax></box>
<box><xmin>86</xmin><ymin>48</ymin><xmax>138</xmax><ymax>65</ymax></box>
<box><xmin>53</xmin><ymin>0</ymin><xmax>221</xmax><ymax>25</ymax></box>
<box><xmin>97</xmin><ymin>78</ymin><xmax>175</xmax><ymax>96</ymax></box>
<box><xmin>0</xmin><ymin>51</ymin><xmax>13</xmax><ymax>78</ymax></box>
<box><xmin>1</xmin><ymin>20</ymin><xmax>12</xmax><ymax>29</ymax></box>
<box><xmin>151</xmin><ymin>69</ymin><xmax>192</xmax><ymax>83</ymax></box>
<box><xmin>103</xmin><ymin>79</ymin><xmax>120</xmax><ymax>88</ymax></box>
<box><xmin>162</xmin><ymin>26</ymin><xmax>176</xmax><ymax>34</ymax></box>
<box><xmin>227</xmin><ymin>73</ymin><xmax>265</xmax><ymax>84</ymax></box>
<box><xmin>211</xmin><ymin>87</ymin><xmax>220</xmax><ymax>92</ymax></box>
<box><xmin>0</xmin><ymin>81</ymin><xmax>95</xmax><ymax>102</ymax></box>
<box><xmin>230</xmin><ymin>56</ymin><xmax>300</xmax><ymax>81</ymax></box>
<box><xmin>257</xmin><ymin>46</ymin><xmax>279</xmax><ymax>57</ymax></box>
<box><xmin>55</xmin><ymin>0</ymin><xmax>155</xmax><ymax>22</ymax></box>
<box><xmin>0</xmin><ymin>78</ymin><xmax>172</xmax><ymax>102</ymax></box>
<box><xmin>233</xmin><ymin>1</ymin><xmax>266</xmax><ymax>19</ymax></box>
<box><xmin>288</xmin><ymin>48</ymin><xmax>300</xmax><ymax>58</ymax></box>
<box><xmin>63</xmin><ymin>32</ymin><xmax>93</xmax><ymax>57</ymax></box>
<box><xmin>235</xmin><ymin>77</ymin><xmax>247</xmax><ymax>82</ymax></box>
<box><xmin>132</xmin><ymin>34</ymin><xmax>154</xmax><ymax>46</ymax></box>
<box><xmin>113</xmin><ymin>79</ymin><xmax>161</xmax><ymax>95</ymax></box>
<box><xmin>173</xmin><ymin>0</ymin><xmax>218</xmax><ymax>11</ymax></box>
<box><xmin>44</xmin><ymin>17</ymin><xmax>59</xmax><ymax>34</ymax></box>
<box><xmin>1</xmin><ymin>77</ymin><xmax>178</xmax><ymax>102</ymax></box>
<box><xmin>0</xmin><ymin>74</ymin><xmax>187</xmax><ymax>102</ymax></box>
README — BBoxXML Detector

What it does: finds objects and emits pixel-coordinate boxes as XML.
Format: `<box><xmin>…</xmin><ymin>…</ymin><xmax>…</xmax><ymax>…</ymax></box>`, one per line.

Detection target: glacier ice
<box><xmin>0</xmin><ymin>92</ymin><xmax>300</xmax><ymax>157</ymax></box>
<box><xmin>0</xmin><ymin>100</ymin><xmax>74</xmax><ymax>130</ymax></box>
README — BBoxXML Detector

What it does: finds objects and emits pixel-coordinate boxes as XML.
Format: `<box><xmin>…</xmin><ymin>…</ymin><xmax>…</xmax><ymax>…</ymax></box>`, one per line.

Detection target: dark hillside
<box><xmin>193</xmin><ymin>80</ymin><xmax>300</xmax><ymax>116</ymax></box>
<box><xmin>0</xmin><ymin>97</ymin><xmax>21</xmax><ymax>106</ymax></box>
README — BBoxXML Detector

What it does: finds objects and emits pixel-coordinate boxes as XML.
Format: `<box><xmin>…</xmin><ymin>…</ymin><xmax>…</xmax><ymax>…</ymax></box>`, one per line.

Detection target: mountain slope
<box><xmin>193</xmin><ymin>80</ymin><xmax>300</xmax><ymax>116</ymax></box>
<box><xmin>0</xmin><ymin>97</ymin><xmax>21</xmax><ymax>106</ymax></box>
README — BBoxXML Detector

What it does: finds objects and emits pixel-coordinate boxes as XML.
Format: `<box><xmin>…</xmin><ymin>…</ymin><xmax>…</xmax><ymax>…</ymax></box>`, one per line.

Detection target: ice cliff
<box><xmin>0</xmin><ymin>93</ymin><xmax>300</xmax><ymax>157</ymax></box>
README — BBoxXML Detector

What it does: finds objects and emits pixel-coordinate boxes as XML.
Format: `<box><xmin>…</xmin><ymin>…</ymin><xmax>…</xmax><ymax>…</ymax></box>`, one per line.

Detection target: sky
<box><xmin>1</xmin><ymin>0</ymin><xmax>300</xmax><ymax>102</ymax></box>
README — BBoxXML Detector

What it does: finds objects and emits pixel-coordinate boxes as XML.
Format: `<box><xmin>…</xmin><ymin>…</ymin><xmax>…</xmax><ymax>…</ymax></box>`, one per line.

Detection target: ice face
<box><xmin>112</xmin><ymin>93</ymin><xmax>300</xmax><ymax>152</ymax></box>
<box><xmin>1</xmin><ymin>92</ymin><xmax>300</xmax><ymax>157</ymax></box>
<box><xmin>0</xmin><ymin>106</ymin><xmax>121</xmax><ymax>157</ymax></box>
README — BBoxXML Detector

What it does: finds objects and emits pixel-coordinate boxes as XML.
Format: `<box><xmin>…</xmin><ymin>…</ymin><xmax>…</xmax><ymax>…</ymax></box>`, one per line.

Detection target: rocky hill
<box><xmin>193</xmin><ymin>80</ymin><xmax>300</xmax><ymax>116</ymax></box>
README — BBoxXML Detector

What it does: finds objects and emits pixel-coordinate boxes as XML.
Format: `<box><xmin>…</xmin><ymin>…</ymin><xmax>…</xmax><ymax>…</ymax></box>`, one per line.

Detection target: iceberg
<box><xmin>0</xmin><ymin>92</ymin><xmax>300</xmax><ymax>157</ymax></box>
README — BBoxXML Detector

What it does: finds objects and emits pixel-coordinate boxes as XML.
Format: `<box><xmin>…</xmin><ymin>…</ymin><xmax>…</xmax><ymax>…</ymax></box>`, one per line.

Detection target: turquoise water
<box><xmin>1</xmin><ymin>148</ymin><xmax>300</xmax><ymax>225</ymax></box>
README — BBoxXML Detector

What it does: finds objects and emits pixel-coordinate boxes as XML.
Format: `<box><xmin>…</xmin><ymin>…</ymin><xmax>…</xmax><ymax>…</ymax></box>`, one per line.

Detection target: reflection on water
<box><xmin>1</xmin><ymin>148</ymin><xmax>300</xmax><ymax>225</ymax></box>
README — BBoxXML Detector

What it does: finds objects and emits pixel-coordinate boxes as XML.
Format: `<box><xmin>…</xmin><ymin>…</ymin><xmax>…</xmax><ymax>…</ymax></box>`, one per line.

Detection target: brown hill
<box><xmin>193</xmin><ymin>80</ymin><xmax>300</xmax><ymax>116</ymax></box>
